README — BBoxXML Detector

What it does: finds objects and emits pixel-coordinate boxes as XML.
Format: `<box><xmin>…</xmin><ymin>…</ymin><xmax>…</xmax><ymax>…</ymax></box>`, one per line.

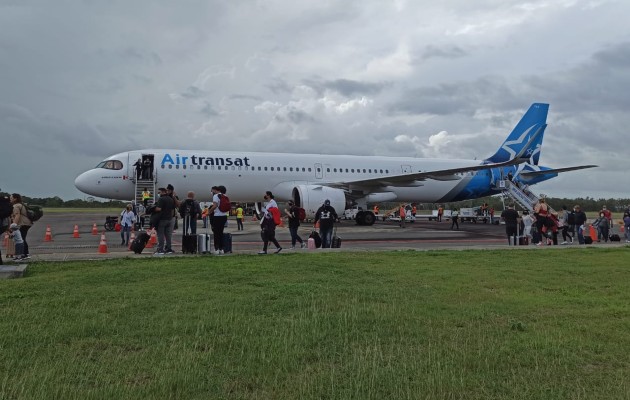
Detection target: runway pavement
<box><xmin>3</xmin><ymin>211</ymin><xmax>623</xmax><ymax>262</ymax></box>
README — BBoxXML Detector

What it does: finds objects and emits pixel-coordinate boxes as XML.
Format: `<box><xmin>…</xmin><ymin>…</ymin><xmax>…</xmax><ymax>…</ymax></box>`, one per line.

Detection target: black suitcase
<box><xmin>182</xmin><ymin>216</ymin><xmax>198</xmax><ymax>254</ymax></box>
<box><xmin>331</xmin><ymin>228</ymin><xmax>341</xmax><ymax>248</ymax></box>
<box><xmin>131</xmin><ymin>231</ymin><xmax>151</xmax><ymax>254</ymax></box>
<box><xmin>518</xmin><ymin>236</ymin><xmax>529</xmax><ymax>246</ymax></box>
<box><xmin>223</xmin><ymin>233</ymin><xmax>233</xmax><ymax>253</ymax></box>
<box><xmin>182</xmin><ymin>235</ymin><xmax>197</xmax><ymax>254</ymax></box>
<box><xmin>584</xmin><ymin>236</ymin><xmax>593</xmax><ymax>244</ymax></box>
<box><xmin>309</xmin><ymin>231</ymin><xmax>322</xmax><ymax>248</ymax></box>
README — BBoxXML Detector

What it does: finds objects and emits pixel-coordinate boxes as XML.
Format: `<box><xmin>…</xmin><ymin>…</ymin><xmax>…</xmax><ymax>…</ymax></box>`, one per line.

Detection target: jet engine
<box><xmin>292</xmin><ymin>185</ymin><xmax>346</xmax><ymax>218</ymax></box>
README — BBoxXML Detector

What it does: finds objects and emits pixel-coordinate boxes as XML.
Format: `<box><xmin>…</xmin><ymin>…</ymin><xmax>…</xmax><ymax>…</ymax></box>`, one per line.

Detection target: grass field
<box><xmin>2</xmin><ymin>249</ymin><xmax>630</xmax><ymax>399</ymax></box>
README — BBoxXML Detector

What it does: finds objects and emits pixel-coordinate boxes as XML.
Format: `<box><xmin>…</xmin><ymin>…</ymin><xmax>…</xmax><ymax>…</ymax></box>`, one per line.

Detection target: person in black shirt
<box><xmin>314</xmin><ymin>199</ymin><xmax>338</xmax><ymax>248</ymax></box>
<box><xmin>501</xmin><ymin>204</ymin><xmax>520</xmax><ymax>246</ymax></box>
<box><xmin>154</xmin><ymin>187</ymin><xmax>175</xmax><ymax>255</ymax></box>
<box><xmin>285</xmin><ymin>200</ymin><xmax>305</xmax><ymax>249</ymax></box>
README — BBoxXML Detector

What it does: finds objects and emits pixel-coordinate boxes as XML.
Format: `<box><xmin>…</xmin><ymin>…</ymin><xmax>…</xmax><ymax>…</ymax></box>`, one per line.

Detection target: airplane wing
<box><xmin>519</xmin><ymin>165</ymin><xmax>598</xmax><ymax>177</ymax></box>
<box><xmin>326</xmin><ymin>157</ymin><xmax>525</xmax><ymax>189</ymax></box>
<box><xmin>327</xmin><ymin>127</ymin><xmax>543</xmax><ymax>189</ymax></box>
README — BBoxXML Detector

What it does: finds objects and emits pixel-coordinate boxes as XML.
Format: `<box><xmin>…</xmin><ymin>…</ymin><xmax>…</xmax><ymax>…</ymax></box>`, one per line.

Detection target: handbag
<box><xmin>114</xmin><ymin>223</ymin><xmax>122</xmax><ymax>232</ymax></box>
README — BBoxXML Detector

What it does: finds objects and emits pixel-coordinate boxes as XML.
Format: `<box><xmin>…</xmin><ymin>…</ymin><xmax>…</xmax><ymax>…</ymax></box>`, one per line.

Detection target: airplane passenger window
<box><xmin>283</xmin><ymin>167</ymin><xmax>287</xmax><ymax>171</ymax></box>
<box><xmin>277</xmin><ymin>167</ymin><xmax>280</xmax><ymax>171</ymax></box>
<box><xmin>290</xmin><ymin>167</ymin><xmax>293</xmax><ymax>171</ymax></box>
<box><xmin>369</xmin><ymin>169</ymin><xmax>372</xmax><ymax>173</ymax></box>
<box><xmin>271</xmin><ymin>167</ymin><xmax>274</xmax><ymax>171</ymax></box>
<box><xmin>161</xmin><ymin>165</ymin><xmax>165</xmax><ymax>169</ymax></box>
<box><xmin>351</xmin><ymin>169</ymin><xmax>354</xmax><ymax>173</ymax></box>
<box><xmin>204</xmin><ymin>166</ymin><xmax>207</xmax><ymax>169</ymax></box>
<box><xmin>218</xmin><ymin>166</ymin><xmax>222</xmax><ymax>170</ymax></box>
<box><xmin>176</xmin><ymin>165</ymin><xmax>179</xmax><ymax>169</ymax></box>
<box><xmin>168</xmin><ymin>165</ymin><xmax>172</xmax><ymax>169</ymax></box>
<box><xmin>363</xmin><ymin>169</ymin><xmax>366</xmax><ymax>173</ymax></box>
<box><xmin>183</xmin><ymin>165</ymin><xmax>187</xmax><ymax>169</ymax></box>
<box><xmin>326</xmin><ymin>168</ymin><xmax>330</xmax><ymax>172</ymax></box>
<box><xmin>379</xmin><ymin>169</ymin><xmax>383</xmax><ymax>173</ymax></box>
<box><xmin>302</xmin><ymin>168</ymin><xmax>306</xmax><ymax>172</ymax></box>
<box><xmin>308</xmin><ymin>168</ymin><xmax>311</xmax><ymax>172</ymax></box>
<box><xmin>264</xmin><ymin>167</ymin><xmax>268</xmax><ymax>171</ymax></box>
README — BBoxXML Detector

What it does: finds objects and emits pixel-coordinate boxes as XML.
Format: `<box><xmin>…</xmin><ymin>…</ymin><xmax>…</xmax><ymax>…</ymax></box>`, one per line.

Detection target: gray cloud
<box><xmin>1</xmin><ymin>1</ymin><xmax>629</xmax><ymax>200</ymax></box>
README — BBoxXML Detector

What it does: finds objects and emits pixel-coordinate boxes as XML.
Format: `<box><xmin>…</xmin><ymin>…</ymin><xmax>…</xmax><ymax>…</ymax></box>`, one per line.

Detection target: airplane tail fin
<box><xmin>485</xmin><ymin>103</ymin><xmax>548</xmax><ymax>165</ymax></box>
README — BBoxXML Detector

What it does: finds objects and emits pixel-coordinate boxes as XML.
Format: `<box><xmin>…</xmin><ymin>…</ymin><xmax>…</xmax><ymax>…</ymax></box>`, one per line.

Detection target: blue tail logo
<box><xmin>485</xmin><ymin>103</ymin><xmax>548</xmax><ymax>165</ymax></box>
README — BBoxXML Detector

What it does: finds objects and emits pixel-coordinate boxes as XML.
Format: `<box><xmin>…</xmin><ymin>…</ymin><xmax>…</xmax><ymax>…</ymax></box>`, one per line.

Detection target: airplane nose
<box><xmin>74</xmin><ymin>171</ymin><xmax>91</xmax><ymax>195</ymax></box>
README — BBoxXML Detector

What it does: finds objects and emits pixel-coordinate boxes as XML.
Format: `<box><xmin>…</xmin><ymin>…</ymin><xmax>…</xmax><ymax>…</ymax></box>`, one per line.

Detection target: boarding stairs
<box><xmin>132</xmin><ymin>170</ymin><xmax>156</xmax><ymax>215</ymax></box>
<box><xmin>500</xmin><ymin>180</ymin><xmax>556</xmax><ymax>214</ymax></box>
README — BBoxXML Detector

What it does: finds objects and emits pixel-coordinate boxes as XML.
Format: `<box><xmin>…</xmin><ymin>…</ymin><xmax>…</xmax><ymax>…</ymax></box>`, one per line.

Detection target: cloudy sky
<box><xmin>1</xmin><ymin>0</ymin><xmax>628</xmax><ymax>200</ymax></box>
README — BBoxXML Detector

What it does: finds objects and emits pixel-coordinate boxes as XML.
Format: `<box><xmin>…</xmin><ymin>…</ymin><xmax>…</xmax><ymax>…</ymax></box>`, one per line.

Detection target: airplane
<box><xmin>74</xmin><ymin>103</ymin><xmax>596</xmax><ymax>225</ymax></box>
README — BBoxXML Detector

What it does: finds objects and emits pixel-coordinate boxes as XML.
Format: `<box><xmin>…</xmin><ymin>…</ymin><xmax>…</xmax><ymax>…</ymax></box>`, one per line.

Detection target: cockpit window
<box><xmin>95</xmin><ymin>160</ymin><xmax>123</xmax><ymax>170</ymax></box>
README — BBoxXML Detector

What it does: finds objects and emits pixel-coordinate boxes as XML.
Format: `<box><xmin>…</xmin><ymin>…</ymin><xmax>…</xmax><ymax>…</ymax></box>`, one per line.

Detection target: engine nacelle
<box><xmin>292</xmin><ymin>185</ymin><xmax>346</xmax><ymax>218</ymax></box>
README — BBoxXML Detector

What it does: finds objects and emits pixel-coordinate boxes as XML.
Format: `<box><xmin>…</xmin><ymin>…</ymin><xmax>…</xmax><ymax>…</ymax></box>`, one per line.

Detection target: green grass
<box><xmin>2</xmin><ymin>249</ymin><xmax>630</xmax><ymax>399</ymax></box>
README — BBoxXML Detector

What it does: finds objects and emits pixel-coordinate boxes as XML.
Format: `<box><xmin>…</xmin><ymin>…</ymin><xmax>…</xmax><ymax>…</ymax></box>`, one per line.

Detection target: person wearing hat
<box><xmin>9</xmin><ymin>223</ymin><xmax>25</xmax><ymax>261</ymax></box>
<box><xmin>314</xmin><ymin>199</ymin><xmax>338</xmax><ymax>248</ymax></box>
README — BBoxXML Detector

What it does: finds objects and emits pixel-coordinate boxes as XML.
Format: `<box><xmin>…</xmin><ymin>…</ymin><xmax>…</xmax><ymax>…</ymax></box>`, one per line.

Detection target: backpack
<box><xmin>25</xmin><ymin>204</ymin><xmax>43</xmax><ymax>222</ymax></box>
<box><xmin>218</xmin><ymin>194</ymin><xmax>231</xmax><ymax>213</ymax></box>
<box><xmin>179</xmin><ymin>199</ymin><xmax>198</xmax><ymax>218</ymax></box>
<box><xmin>269</xmin><ymin>207</ymin><xmax>282</xmax><ymax>226</ymax></box>
<box><xmin>0</xmin><ymin>197</ymin><xmax>12</xmax><ymax>219</ymax></box>
<box><xmin>297</xmin><ymin>207</ymin><xmax>306</xmax><ymax>222</ymax></box>
<box><xmin>567</xmin><ymin>211</ymin><xmax>576</xmax><ymax>225</ymax></box>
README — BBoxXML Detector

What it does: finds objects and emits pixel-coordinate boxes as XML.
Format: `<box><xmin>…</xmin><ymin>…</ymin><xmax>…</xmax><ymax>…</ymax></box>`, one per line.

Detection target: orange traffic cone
<box><xmin>128</xmin><ymin>231</ymin><xmax>136</xmax><ymax>250</ymax></box>
<box><xmin>146</xmin><ymin>228</ymin><xmax>156</xmax><ymax>248</ymax></box>
<box><xmin>72</xmin><ymin>225</ymin><xmax>80</xmax><ymax>238</ymax></box>
<box><xmin>589</xmin><ymin>225</ymin><xmax>597</xmax><ymax>242</ymax></box>
<box><xmin>98</xmin><ymin>232</ymin><xmax>108</xmax><ymax>254</ymax></box>
<box><xmin>44</xmin><ymin>226</ymin><xmax>53</xmax><ymax>242</ymax></box>
<box><xmin>91</xmin><ymin>223</ymin><xmax>98</xmax><ymax>235</ymax></box>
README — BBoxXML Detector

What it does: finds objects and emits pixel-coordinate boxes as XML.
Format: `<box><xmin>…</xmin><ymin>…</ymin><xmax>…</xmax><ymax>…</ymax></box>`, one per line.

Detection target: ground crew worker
<box><xmin>142</xmin><ymin>188</ymin><xmax>151</xmax><ymax>207</ymax></box>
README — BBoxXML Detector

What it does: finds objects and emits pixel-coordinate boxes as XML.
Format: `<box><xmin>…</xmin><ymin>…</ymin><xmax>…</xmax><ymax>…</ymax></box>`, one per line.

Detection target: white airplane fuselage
<box><xmin>75</xmin><ymin>149</ymin><xmax>496</xmax><ymax>205</ymax></box>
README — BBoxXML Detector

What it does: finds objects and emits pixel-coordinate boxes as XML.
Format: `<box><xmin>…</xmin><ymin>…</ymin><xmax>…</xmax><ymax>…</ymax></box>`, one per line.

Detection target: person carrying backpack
<box><xmin>179</xmin><ymin>191</ymin><xmax>202</xmax><ymax>235</ymax></box>
<box><xmin>209</xmin><ymin>186</ymin><xmax>228</xmax><ymax>255</ymax></box>
<box><xmin>10</xmin><ymin>193</ymin><xmax>32</xmax><ymax>260</ymax></box>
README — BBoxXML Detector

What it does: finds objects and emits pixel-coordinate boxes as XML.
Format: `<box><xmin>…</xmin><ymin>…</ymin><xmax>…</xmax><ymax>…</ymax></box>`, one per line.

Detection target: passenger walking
<box><xmin>285</xmin><ymin>200</ymin><xmax>305</xmax><ymax>249</ymax></box>
<box><xmin>133</xmin><ymin>158</ymin><xmax>142</xmax><ymax>179</ymax></box>
<box><xmin>623</xmin><ymin>212</ymin><xmax>630</xmax><ymax>243</ymax></box>
<box><xmin>521</xmin><ymin>211</ymin><xmax>533</xmax><ymax>243</ymax></box>
<box><xmin>573</xmin><ymin>205</ymin><xmax>588</xmax><ymax>244</ymax></box>
<box><xmin>258</xmin><ymin>211</ymin><xmax>282</xmax><ymax>254</ymax></box>
<box><xmin>450</xmin><ymin>208</ymin><xmax>459</xmax><ymax>230</ymax></box>
<box><xmin>10</xmin><ymin>193</ymin><xmax>32</xmax><ymax>259</ymax></box>
<box><xmin>593</xmin><ymin>212</ymin><xmax>610</xmax><ymax>243</ymax></box>
<box><xmin>314</xmin><ymin>199</ymin><xmax>338</xmax><ymax>248</ymax></box>
<box><xmin>154</xmin><ymin>187</ymin><xmax>175</xmax><ymax>255</ymax></box>
<box><xmin>119</xmin><ymin>204</ymin><xmax>136</xmax><ymax>246</ymax></box>
<box><xmin>437</xmin><ymin>205</ymin><xmax>444</xmax><ymax>222</ymax></box>
<box><xmin>534</xmin><ymin>198</ymin><xmax>550</xmax><ymax>240</ymax></box>
<box><xmin>209</xmin><ymin>186</ymin><xmax>228</xmax><ymax>254</ymax></box>
<box><xmin>560</xmin><ymin>205</ymin><xmax>573</xmax><ymax>244</ymax></box>
<box><xmin>501</xmin><ymin>204</ymin><xmax>519</xmax><ymax>245</ymax></box>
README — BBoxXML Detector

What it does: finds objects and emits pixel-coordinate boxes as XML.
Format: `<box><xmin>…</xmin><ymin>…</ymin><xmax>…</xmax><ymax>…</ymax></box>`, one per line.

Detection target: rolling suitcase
<box><xmin>223</xmin><ymin>233</ymin><xmax>233</xmax><ymax>253</ymax></box>
<box><xmin>182</xmin><ymin>216</ymin><xmax>197</xmax><ymax>254</ymax></box>
<box><xmin>609</xmin><ymin>234</ymin><xmax>621</xmax><ymax>242</ymax></box>
<box><xmin>131</xmin><ymin>231</ymin><xmax>151</xmax><ymax>254</ymax></box>
<box><xmin>518</xmin><ymin>236</ymin><xmax>529</xmax><ymax>246</ymax></box>
<box><xmin>309</xmin><ymin>231</ymin><xmax>322</xmax><ymax>248</ymax></box>
<box><xmin>331</xmin><ymin>227</ymin><xmax>342</xmax><ymax>248</ymax></box>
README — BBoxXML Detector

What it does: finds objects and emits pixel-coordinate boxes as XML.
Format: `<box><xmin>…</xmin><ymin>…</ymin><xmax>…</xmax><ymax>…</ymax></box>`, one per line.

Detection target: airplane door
<box><xmin>314</xmin><ymin>163</ymin><xmax>323</xmax><ymax>179</ymax></box>
<box><xmin>401</xmin><ymin>165</ymin><xmax>412</xmax><ymax>173</ymax></box>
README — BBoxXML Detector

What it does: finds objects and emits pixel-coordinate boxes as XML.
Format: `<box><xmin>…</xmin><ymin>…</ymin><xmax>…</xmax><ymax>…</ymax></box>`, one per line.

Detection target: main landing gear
<box><xmin>355</xmin><ymin>211</ymin><xmax>376</xmax><ymax>226</ymax></box>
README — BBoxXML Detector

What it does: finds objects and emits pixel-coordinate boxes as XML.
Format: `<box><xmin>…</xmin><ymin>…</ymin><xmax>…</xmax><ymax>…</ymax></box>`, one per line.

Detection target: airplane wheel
<box><xmin>355</xmin><ymin>211</ymin><xmax>365</xmax><ymax>225</ymax></box>
<box><xmin>363</xmin><ymin>212</ymin><xmax>376</xmax><ymax>226</ymax></box>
